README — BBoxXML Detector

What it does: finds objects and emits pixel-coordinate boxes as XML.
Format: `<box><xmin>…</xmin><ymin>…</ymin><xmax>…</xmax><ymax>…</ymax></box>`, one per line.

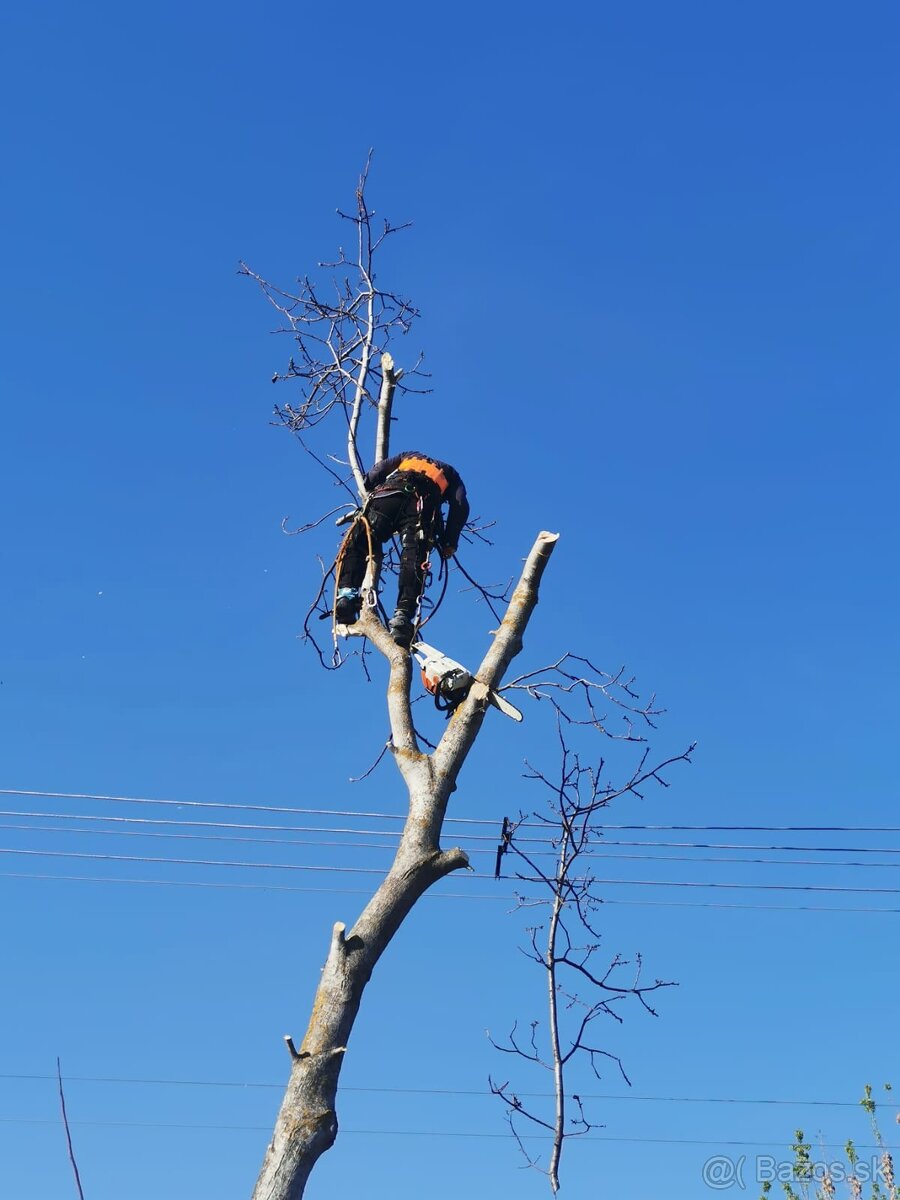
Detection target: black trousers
<box><xmin>338</xmin><ymin>491</ymin><xmax>433</xmax><ymax>616</ymax></box>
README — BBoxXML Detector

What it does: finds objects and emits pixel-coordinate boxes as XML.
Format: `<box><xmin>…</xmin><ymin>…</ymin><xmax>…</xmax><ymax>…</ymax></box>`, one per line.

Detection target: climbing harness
<box><xmin>391</xmin><ymin>455</ymin><xmax>450</xmax><ymax>495</ymax></box>
<box><xmin>329</xmin><ymin>469</ymin><xmax>452</xmax><ymax>650</ymax></box>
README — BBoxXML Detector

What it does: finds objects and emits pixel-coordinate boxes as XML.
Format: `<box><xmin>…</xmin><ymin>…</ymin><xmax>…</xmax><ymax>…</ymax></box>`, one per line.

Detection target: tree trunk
<box><xmin>251</xmin><ymin>531</ymin><xmax>559</xmax><ymax>1200</ymax></box>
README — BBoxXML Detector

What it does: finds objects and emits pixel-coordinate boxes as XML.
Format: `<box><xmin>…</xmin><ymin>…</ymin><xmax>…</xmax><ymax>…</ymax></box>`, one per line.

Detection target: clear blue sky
<box><xmin>1</xmin><ymin>2</ymin><xmax>898</xmax><ymax>1197</ymax></box>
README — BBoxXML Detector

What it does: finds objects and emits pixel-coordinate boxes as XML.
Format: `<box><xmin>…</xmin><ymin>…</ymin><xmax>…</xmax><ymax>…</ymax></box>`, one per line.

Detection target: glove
<box><xmin>440</xmin><ymin>544</ymin><xmax>456</xmax><ymax>561</ymax></box>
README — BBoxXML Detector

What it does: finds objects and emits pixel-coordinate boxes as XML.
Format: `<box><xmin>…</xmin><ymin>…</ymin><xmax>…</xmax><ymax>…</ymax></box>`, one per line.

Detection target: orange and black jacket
<box><xmin>364</xmin><ymin>451</ymin><xmax>470</xmax><ymax>548</ymax></box>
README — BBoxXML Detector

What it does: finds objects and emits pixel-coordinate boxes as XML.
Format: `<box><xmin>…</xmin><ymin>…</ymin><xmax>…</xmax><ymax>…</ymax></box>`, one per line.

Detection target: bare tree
<box><xmin>489</xmin><ymin>662</ymin><xmax>695</xmax><ymax>1192</ymax></box>
<box><xmin>243</xmin><ymin>161</ymin><xmax>692</xmax><ymax>1199</ymax></box>
<box><xmin>243</xmin><ymin>160</ymin><xmax>559</xmax><ymax>1200</ymax></box>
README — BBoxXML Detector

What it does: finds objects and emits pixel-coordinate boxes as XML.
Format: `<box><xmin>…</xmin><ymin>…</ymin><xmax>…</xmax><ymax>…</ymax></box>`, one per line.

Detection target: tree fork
<box><xmin>251</xmin><ymin>531</ymin><xmax>559</xmax><ymax>1200</ymax></box>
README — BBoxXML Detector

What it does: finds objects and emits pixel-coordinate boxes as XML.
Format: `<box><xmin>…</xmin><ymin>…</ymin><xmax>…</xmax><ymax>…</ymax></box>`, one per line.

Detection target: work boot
<box><xmin>335</xmin><ymin>587</ymin><xmax>361</xmax><ymax>625</ymax></box>
<box><xmin>388</xmin><ymin>610</ymin><xmax>415</xmax><ymax>649</ymax></box>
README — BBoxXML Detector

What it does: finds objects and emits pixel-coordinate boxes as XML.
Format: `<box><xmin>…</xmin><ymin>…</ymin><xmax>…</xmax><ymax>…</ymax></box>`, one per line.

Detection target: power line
<box><xmin>502</xmin><ymin>850</ymin><xmax>900</xmax><ymax>870</ymax></box>
<box><xmin>4</xmin><ymin>790</ymin><xmax>900</xmax><ymax>833</ymax></box>
<box><xmin>5</xmin><ymin>820</ymin><xmax>900</xmax><ymax>868</ymax></box>
<box><xmin>0</xmin><ymin>846</ymin><xmax>382</xmax><ymax>874</ymax></box>
<box><xmin>0</xmin><ymin>789</ymin><xmax>443</xmax><ymax>822</ymax></box>
<box><xmin>4</xmin><ymin>822</ymin><xmax>900</xmax><ymax>871</ymax></box>
<box><xmin>599</xmin><ymin>896</ymin><xmax>900</xmax><ymax>912</ymax></box>
<box><xmin>1</xmin><ymin>870</ymin><xmax>899</xmax><ymax>912</ymax></box>
<box><xmin>578</xmin><ymin>825</ymin><xmax>900</xmax><ymax>833</ymax></box>
<box><xmin>584</xmin><ymin>839</ymin><xmax>900</xmax><ymax>855</ymax></box>
<box><xmin>0</xmin><ymin>1115</ymin><xmax>891</xmax><ymax>1149</ymax></box>
<box><xmin>0</xmin><ymin>1072</ymin><xmax>878</xmax><ymax>1109</ymax></box>
<box><xmin>8</xmin><ymin>808</ymin><xmax>900</xmax><ymax>857</ymax></box>
<box><xmin>0</xmin><ymin>870</ymin><xmax>485</xmax><ymax>898</ymax></box>
<box><xmin>7</xmin><ymin>810</ymin><xmax>900</xmax><ymax>860</ymax></box>
<box><xmin>0</xmin><ymin>807</ymin><xmax>524</xmax><ymax>843</ymax></box>
<box><xmin>5</xmin><ymin>846</ymin><xmax>900</xmax><ymax>894</ymax></box>
<box><xmin>502</xmin><ymin>874</ymin><xmax>900</xmax><ymax>896</ymax></box>
<box><xmin>0</xmin><ymin>789</ymin><xmax>418</xmax><ymax>820</ymax></box>
<box><xmin>0</xmin><ymin>822</ymin><xmax>402</xmax><ymax>853</ymax></box>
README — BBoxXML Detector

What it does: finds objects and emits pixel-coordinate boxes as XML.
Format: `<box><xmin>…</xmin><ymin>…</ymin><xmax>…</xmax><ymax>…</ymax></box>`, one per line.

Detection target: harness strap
<box><xmin>393</xmin><ymin>456</ymin><xmax>450</xmax><ymax>495</ymax></box>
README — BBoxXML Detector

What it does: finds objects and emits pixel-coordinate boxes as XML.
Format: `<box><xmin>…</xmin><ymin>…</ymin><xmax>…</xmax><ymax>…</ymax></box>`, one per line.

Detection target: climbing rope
<box><xmin>415</xmin><ymin>549</ymin><xmax>449</xmax><ymax>633</ymax></box>
<box><xmin>331</xmin><ymin>509</ymin><xmax>376</xmax><ymax>646</ymax></box>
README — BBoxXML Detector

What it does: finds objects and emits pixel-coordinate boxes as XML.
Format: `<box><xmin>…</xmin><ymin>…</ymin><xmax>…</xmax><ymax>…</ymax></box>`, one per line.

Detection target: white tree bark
<box><xmin>251</xmin><ymin>531</ymin><xmax>559</xmax><ymax>1200</ymax></box>
<box><xmin>374</xmin><ymin>351</ymin><xmax>401</xmax><ymax>464</ymax></box>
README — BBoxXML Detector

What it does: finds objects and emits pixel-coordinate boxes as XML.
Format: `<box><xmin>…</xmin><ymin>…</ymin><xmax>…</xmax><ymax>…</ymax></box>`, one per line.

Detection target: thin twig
<box><xmin>56</xmin><ymin>1057</ymin><xmax>86</xmax><ymax>1200</ymax></box>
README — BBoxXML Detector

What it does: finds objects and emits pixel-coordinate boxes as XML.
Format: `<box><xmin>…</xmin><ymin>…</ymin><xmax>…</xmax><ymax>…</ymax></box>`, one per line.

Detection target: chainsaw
<box><xmin>412</xmin><ymin>641</ymin><xmax>522</xmax><ymax>721</ymax></box>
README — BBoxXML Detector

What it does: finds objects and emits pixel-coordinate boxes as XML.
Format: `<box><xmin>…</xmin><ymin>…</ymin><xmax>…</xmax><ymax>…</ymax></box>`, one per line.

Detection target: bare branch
<box><xmin>375</xmin><ymin>351</ymin><xmax>402</xmax><ymax>462</ymax></box>
<box><xmin>281</xmin><ymin>504</ymin><xmax>357</xmax><ymax>536</ymax></box>
<box><xmin>348</xmin><ymin>738</ymin><xmax>391</xmax><ymax>784</ymax></box>
<box><xmin>452</xmin><ymin>551</ymin><xmax>512</xmax><ymax>624</ymax></box>
<box><xmin>242</xmin><ymin>154</ymin><xmax>421</xmax><ymax>505</ymax></box>
<box><xmin>56</xmin><ymin>1058</ymin><xmax>86</xmax><ymax>1200</ymax></box>
<box><xmin>491</xmin><ymin>691</ymin><xmax>692</xmax><ymax>1193</ymax></box>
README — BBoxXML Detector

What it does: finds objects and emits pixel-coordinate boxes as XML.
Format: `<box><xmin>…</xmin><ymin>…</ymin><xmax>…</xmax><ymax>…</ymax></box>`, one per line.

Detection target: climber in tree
<box><xmin>335</xmin><ymin>451</ymin><xmax>470</xmax><ymax>648</ymax></box>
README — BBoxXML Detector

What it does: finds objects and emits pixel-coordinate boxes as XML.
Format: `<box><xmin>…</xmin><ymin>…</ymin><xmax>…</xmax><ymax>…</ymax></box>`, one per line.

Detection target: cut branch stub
<box><xmin>375</xmin><ymin>351</ymin><xmax>402</xmax><ymax>464</ymax></box>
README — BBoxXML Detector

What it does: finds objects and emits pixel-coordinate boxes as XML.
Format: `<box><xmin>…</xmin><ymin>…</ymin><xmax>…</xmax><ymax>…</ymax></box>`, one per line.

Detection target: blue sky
<box><xmin>1</xmin><ymin>2</ymin><xmax>898</xmax><ymax>1197</ymax></box>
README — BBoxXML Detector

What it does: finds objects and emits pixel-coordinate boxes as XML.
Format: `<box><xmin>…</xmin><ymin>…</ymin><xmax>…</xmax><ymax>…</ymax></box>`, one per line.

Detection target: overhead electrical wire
<box><xmin>0</xmin><ymin>847</ymin><xmax>385</xmax><ymax>875</ymax></box>
<box><xmin>1</xmin><ymin>870</ymin><xmax>899</xmax><ymax>912</ymax></box>
<box><xmin>0</xmin><ymin>1072</ymin><xmax>882</xmax><ymax>1109</ymax></box>
<box><xmin>0</xmin><ymin>808</ymin><xmax>529</xmax><ymax>843</ymax></box>
<box><xmin>6</xmin><ymin>808</ymin><xmax>900</xmax><ymax>857</ymax></box>
<box><xmin>0</xmin><ymin>1114</ymin><xmax>891</xmax><ymax>1148</ymax></box>
<box><xmin>3</xmin><ymin>790</ymin><xmax>900</xmax><ymax>834</ymax></box>
<box><xmin>0</xmin><ymin>789</ymin><xmax>435</xmax><ymax>821</ymax></box>
<box><xmin>2</xmin><ymin>823</ymin><xmax>900</xmax><ymax>872</ymax></box>
<box><xmin>588</xmin><ymin>838</ymin><xmax>900</xmax><ymax>855</ymax></box>
<box><xmin>3</xmin><ymin>790</ymin><xmax>896</xmax><ymax>1163</ymax></box>
<box><xmin>0</xmin><ymin>822</ymin><xmax>403</xmax><ymax>853</ymax></box>
<box><xmin>3</xmin><ymin>791</ymin><xmax>900</xmax><ymax>912</ymax></box>
<box><xmin>3</xmin><ymin>848</ymin><xmax>900</xmax><ymax>895</ymax></box>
